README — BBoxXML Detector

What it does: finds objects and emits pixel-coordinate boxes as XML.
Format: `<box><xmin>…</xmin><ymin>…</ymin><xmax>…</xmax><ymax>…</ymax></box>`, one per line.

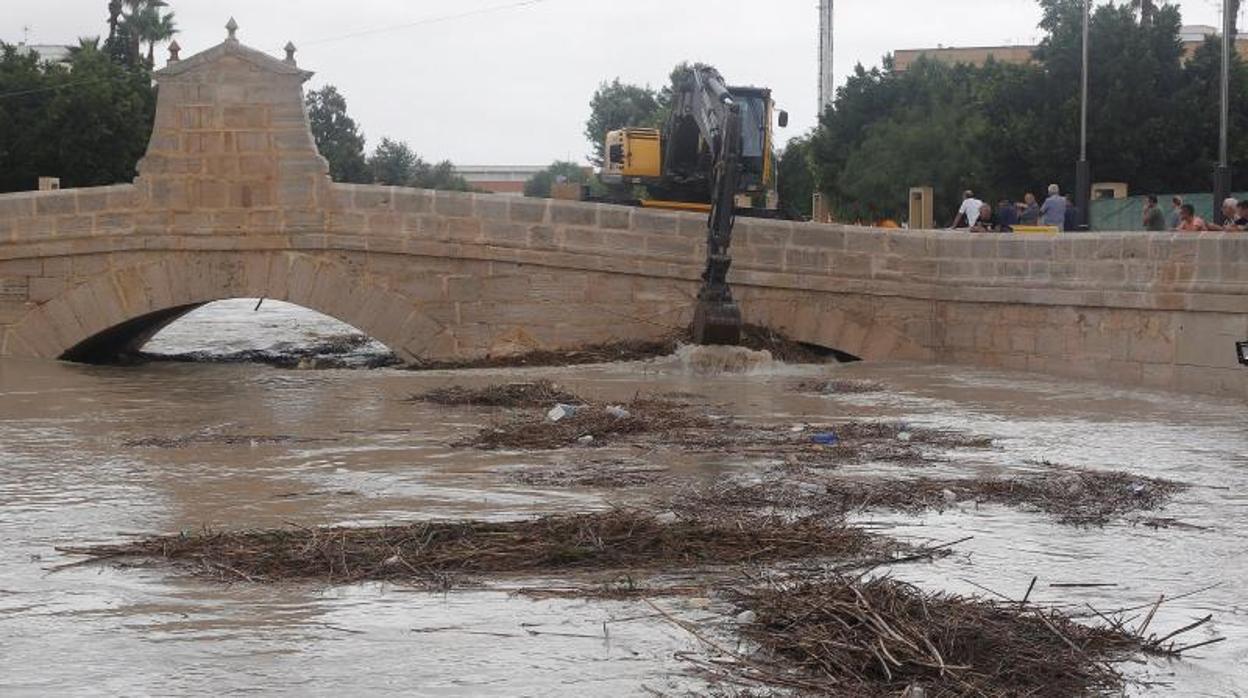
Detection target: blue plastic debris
<box><xmin>811</xmin><ymin>432</ymin><xmax>839</xmax><ymax>446</ymax></box>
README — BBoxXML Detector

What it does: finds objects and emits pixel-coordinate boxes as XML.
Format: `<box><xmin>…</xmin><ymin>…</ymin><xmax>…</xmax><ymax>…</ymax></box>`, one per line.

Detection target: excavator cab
<box><xmin>601</xmin><ymin>83</ymin><xmax>787</xmax><ymax>212</ymax></box>
<box><xmin>730</xmin><ymin>87</ymin><xmax>776</xmax><ymax>200</ymax></box>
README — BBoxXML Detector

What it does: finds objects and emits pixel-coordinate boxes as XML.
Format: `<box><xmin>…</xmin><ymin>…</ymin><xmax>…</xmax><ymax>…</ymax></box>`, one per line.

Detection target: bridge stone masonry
<box><xmin>0</xmin><ymin>21</ymin><xmax>1246</xmax><ymax>398</ymax></box>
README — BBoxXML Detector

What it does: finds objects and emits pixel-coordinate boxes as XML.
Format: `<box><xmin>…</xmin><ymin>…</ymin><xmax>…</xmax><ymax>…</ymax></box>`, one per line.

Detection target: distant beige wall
<box><xmin>894</xmin><ymin>45</ymin><xmax>1035</xmax><ymax>72</ymax></box>
<box><xmin>894</xmin><ymin>38</ymin><xmax>1248</xmax><ymax>72</ymax></box>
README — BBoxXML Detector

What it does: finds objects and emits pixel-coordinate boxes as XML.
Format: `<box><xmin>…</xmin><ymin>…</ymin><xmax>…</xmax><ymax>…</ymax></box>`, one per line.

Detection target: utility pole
<box><xmin>819</xmin><ymin>0</ymin><xmax>835</xmax><ymax>114</ymax></box>
<box><xmin>1075</xmin><ymin>0</ymin><xmax>1091</xmax><ymax>231</ymax></box>
<box><xmin>1215</xmin><ymin>0</ymin><xmax>1234</xmax><ymax>225</ymax></box>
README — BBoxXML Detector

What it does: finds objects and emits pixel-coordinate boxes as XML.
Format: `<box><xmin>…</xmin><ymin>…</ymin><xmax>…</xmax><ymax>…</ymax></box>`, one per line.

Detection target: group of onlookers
<box><xmin>1143</xmin><ymin>195</ymin><xmax>1248</xmax><ymax>232</ymax></box>
<box><xmin>952</xmin><ymin>189</ymin><xmax>1248</xmax><ymax>233</ymax></box>
<box><xmin>950</xmin><ymin>185</ymin><xmax>1078</xmax><ymax>233</ymax></box>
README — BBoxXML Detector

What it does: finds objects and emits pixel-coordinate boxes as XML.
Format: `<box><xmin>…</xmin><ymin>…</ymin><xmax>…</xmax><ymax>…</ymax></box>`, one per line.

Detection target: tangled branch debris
<box><xmin>411</xmin><ymin>380</ymin><xmax>580</xmax><ymax>408</ymax></box>
<box><xmin>791</xmin><ymin>379</ymin><xmax>887</xmax><ymax>395</ymax></box>
<box><xmin>676</xmin><ymin>469</ymin><xmax>1187</xmax><ymax>526</ymax></box>
<box><xmin>465</xmin><ymin>399</ymin><xmax>713</xmax><ymax>450</ymax></box>
<box><xmin>58</xmin><ymin>511</ymin><xmax>904</xmax><ymax>586</ymax></box>
<box><xmin>503</xmin><ymin>459</ymin><xmax>671</xmax><ymax>488</ymax></box>
<box><xmin>404</xmin><ymin>338</ymin><xmax>681</xmax><ymax>371</ymax></box>
<box><xmin>448</xmin><ymin>381</ymin><xmax>990</xmax><ymax>462</ymax></box>
<box><xmin>710</xmin><ymin>575</ymin><xmax>1210</xmax><ymax>697</ymax></box>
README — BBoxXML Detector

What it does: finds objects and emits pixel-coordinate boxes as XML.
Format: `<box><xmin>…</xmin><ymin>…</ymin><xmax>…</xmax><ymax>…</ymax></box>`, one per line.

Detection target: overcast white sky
<box><xmin>5</xmin><ymin>0</ymin><xmax>1235</xmax><ymax>165</ymax></box>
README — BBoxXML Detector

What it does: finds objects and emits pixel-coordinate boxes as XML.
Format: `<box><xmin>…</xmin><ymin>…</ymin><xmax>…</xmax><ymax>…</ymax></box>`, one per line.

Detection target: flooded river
<box><xmin>1</xmin><ymin>300</ymin><xmax>1246</xmax><ymax>696</ymax></box>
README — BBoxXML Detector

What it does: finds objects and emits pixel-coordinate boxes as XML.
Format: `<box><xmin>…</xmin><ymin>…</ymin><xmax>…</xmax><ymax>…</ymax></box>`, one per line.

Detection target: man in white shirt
<box><xmin>951</xmin><ymin>190</ymin><xmax>984</xmax><ymax>229</ymax></box>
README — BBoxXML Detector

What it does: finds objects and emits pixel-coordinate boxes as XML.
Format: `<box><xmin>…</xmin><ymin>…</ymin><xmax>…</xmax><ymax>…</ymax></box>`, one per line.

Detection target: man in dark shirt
<box><xmin>995</xmin><ymin>199</ymin><xmax>1018</xmax><ymax>232</ymax></box>
<box><xmin>1143</xmin><ymin>195</ymin><xmax>1167</xmax><ymax>231</ymax></box>
<box><xmin>1063</xmin><ymin>195</ymin><xmax>1080</xmax><ymax>232</ymax></box>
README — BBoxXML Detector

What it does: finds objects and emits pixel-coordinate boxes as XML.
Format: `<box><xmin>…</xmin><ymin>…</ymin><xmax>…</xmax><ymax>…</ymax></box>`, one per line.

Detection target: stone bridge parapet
<box><xmin>0</xmin><ymin>22</ymin><xmax>1245</xmax><ymax>398</ymax></box>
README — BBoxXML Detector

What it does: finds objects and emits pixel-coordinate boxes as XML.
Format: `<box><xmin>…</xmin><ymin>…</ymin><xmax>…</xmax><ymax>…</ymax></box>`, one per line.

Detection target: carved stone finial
<box><xmin>226</xmin><ymin>17</ymin><xmax>239</xmax><ymax>41</ymax></box>
<box><xmin>284</xmin><ymin>41</ymin><xmax>297</xmax><ymax>65</ymax></box>
<box><xmin>168</xmin><ymin>40</ymin><xmax>181</xmax><ymax>62</ymax></box>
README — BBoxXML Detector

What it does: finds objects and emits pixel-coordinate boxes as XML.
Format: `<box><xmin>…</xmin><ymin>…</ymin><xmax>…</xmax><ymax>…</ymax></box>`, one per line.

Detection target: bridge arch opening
<box><xmin>62</xmin><ymin>299</ymin><xmax>399</xmax><ymax>369</ymax></box>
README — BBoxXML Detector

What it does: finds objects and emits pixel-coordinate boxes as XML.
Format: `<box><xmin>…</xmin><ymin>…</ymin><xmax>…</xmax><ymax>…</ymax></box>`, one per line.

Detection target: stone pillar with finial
<box><xmin>167</xmin><ymin>40</ymin><xmax>180</xmax><ymax>64</ymax></box>
<box><xmin>284</xmin><ymin>42</ymin><xmax>297</xmax><ymax>66</ymax></box>
<box><xmin>134</xmin><ymin>17</ymin><xmax>330</xmax><ymax>220</ymax></box>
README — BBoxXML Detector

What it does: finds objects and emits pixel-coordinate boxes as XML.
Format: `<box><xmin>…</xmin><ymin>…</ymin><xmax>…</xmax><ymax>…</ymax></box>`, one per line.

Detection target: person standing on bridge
<box><xmin>1018</xmin><ymin>193</ymin><xmax>1040</xmax><ymax>225</ymax></box>
<box><xmin>950</xmin><ymin>190</ymin><xmax>984</xmax><ymax>229</ymax></box>
<box><xmin>1143</xmin><ymin>195</ymin><xmax>1167</xmax><ymax>232</ymax></box>
<box><xmin>1040</xmin><ymin>184</ymin><xmax>1067</xmax><ymax>231</ymax></box>
<box><xmin>1167</xmin><ymin>196</ymin><xmax>1184</xmax><ymax>230</ymax></box>
<box><xmin>1177</xmin><ymin>203</ymin><xmax>1211</xmax><ymax>232</ymax></box>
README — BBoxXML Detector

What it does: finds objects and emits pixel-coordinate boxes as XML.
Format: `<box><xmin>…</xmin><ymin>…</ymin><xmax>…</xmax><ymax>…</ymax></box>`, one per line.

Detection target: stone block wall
<box><xmin>3</xmin><ymin>176</ymin><xmax>1247</xmax><ymax>396</ymax></box>
<box><xmin>0</xmin><ymin>29</ymin><xmax>1244</xmax><ymax>397</ymax></box>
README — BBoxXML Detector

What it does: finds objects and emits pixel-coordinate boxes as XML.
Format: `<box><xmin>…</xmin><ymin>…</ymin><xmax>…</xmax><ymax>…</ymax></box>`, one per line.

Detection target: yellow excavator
<box><xmin>600</xmin><ymin>67</ymin><xmax>788</xmax><ymax>216</ymax></box>
<box><xmin>597</xmin><ymin>66</ymin><xmax>788</xmax><ymax>345</ymax></box>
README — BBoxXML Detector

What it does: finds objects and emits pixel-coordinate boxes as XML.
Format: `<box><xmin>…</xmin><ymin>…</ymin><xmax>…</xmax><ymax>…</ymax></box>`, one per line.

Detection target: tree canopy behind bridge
<box><xmin>804</xmin><ymin>0</ymin><xmax>1248</xmax><ymax>224</ymax></box>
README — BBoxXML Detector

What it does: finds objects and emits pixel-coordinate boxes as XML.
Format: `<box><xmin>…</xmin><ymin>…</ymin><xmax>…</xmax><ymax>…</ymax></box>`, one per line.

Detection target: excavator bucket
<box><xmin>692</xmin><ymin>297</ymin><xmax>743</xmax><ymax>346</ymax></box>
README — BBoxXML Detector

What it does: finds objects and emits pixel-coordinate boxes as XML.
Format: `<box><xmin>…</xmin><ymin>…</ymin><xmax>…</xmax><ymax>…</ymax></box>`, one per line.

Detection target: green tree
<box><xmin>411</xmin><ymin>159</ymin><xmax>472</xmax><ymax>191</ymax></box>
<box><xmin>306</xmin><ymin>86</ymin><xmax>371</xmax><ymax>184</ymax></box>
<box><xmin>807</xmin><ymin>0</ymin><xmax>1232</xmax><ymax>222</ymax></box>
<box><xmin>524</xmin><ymin>161</ymin><xmax>591</xmax><ymax>198</ymax></box>
<box><xmin>115</xmin><ymin>0</ymin><xmax>176</xmax><ymax>68</ymax></box>
<box><xmin>776</xmin><ymin>135</ymin><xmax>816</xmax><ymax>217</ymax></box>
<box><xmin>368</xmin><ymin>137</ymin><xmax>419</xmax><ymax>186</ymax></box>
<box><xmin>1172</xmin><ymin>35</ymin><xmax>1248</xmax><ymax>184</ymax></box>
<box><xmin>583</xmin><ymin>78</ymin><xmax>661</xmax><ymax>165</ymax></box>
<box><xmin>0</xmin><ymin>42</ymin><xmax>155</xmax><ymax>192</ymax></box>
<box><xmin>366</xmin><ymin>137</ymin><xmax>472</xmax><ymax>190</ymax></box>
<box><xmin>1129</xmin><ymin>0</ymin><xmax>1158</xmax><ymax>24</ymax></box>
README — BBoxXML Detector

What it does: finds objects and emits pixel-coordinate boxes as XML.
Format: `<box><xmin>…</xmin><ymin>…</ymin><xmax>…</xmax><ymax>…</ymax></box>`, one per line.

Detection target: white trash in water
<box><xmin>898</xmin><ymin>431</ymin><xmax>913</xmax><ymax>442</ymax></box>
<box><xmin>547</xmin><ymin>404</ymin><xmax>583</xmax><ymax>422</ymax></box>
<box><xmin>736</xmin><ymin>610</ymin><xmax>757</xmax><ymax>624</ymax></box>
<box><xmin>942</xmin><ymin>489</ymin><xmax>958</xmax><ymax>504</ymax></box>
<box><xmin>654</xmin><ymin>512</ymin><xmax>679</xmax><ymax>525</ymax></box>
<box><xmin>606</xmin><ymin>406</ymin><xmax>631</xmax><ymax>419</ymax></box>
<box><xmin>577</xmin><ymin>435</ymin><xmax>595</xmax><ymax>445</ymax></box>
<box><xmin>797</xmin><ymin>482</ymin><xmax>828</xmax><ymax>496</ymax></box>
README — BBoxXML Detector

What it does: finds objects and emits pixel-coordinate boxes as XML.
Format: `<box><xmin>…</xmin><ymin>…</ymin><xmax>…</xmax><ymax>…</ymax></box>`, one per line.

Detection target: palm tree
<box><xmin>117</xmin><ymin>0</ymin><xmax>177</xmax><ymax>67</ymax></box>
<box><xmin>1130</xmin><ymin>0</ymin><xmax>1158</xmax><ymax>25</ymax></box>
<box><xmin>107</xmin><ymin>0</ymin><xmax>123</xmax><ymax>41</ymax></box>
<box><xmin>69</xmin><ymin>36</ymin><xmax>102</xmax><ymax>58</ymax></box>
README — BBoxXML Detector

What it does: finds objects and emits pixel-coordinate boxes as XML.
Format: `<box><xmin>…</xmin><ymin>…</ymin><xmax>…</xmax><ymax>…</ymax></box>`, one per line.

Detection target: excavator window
<box><xmin>738</xmin><ymin>96</ymin><xmax>767</xmax><ymax>159</ymax></box>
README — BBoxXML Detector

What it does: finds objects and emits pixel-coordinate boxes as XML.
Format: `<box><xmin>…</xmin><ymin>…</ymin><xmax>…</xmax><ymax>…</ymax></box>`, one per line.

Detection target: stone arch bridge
<box><xmin>1</xmin><ymin>24</ymin><xmax>1246</xmax><ymax>397</ymax></box>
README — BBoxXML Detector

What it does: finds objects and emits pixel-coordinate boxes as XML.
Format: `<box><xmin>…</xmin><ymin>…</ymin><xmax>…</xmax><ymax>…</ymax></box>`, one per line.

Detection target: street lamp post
<box><xmin>1215</xmin><ymin>0</ymin><xmax>1234</xmax><ymax>225</ymax></box>
<box><xmin>1076</xmin><ymin>0</ymin><xmax>1092</xmax><ymax>231</ymax></box>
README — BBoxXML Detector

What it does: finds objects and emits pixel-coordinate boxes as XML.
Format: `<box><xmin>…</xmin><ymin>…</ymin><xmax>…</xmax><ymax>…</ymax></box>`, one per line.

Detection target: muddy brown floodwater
<box><xmin>1</xmin><ymin>300</ymin><xmax>1246</xmax><ymax>696</ymax></box>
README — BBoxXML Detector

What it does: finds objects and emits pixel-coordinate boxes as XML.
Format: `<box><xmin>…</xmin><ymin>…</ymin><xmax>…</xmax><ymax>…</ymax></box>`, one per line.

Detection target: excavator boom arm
<box><xmin>674</xmin><ymin>67</ymin><xmax>745</xmax><ymax>345</ymax></box>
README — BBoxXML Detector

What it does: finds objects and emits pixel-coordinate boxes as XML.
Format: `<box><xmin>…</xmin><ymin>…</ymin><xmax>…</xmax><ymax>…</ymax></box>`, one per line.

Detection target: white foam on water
<box><xmin>672</xmin><ymin>344</ymin><xmax>776</xmax><ymax>375</ymax></box>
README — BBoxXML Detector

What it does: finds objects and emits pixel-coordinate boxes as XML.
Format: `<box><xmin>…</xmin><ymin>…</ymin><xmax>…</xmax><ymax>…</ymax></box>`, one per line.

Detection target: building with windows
<box><xmin>11</xmin><ymin>43</ymin><xmax>72</xmax><ymax>64</ymax></box>
<box><xmin>454</xmin><ymin>165</ymin><xmax>546</xmax><ymax>196</ymax></box>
